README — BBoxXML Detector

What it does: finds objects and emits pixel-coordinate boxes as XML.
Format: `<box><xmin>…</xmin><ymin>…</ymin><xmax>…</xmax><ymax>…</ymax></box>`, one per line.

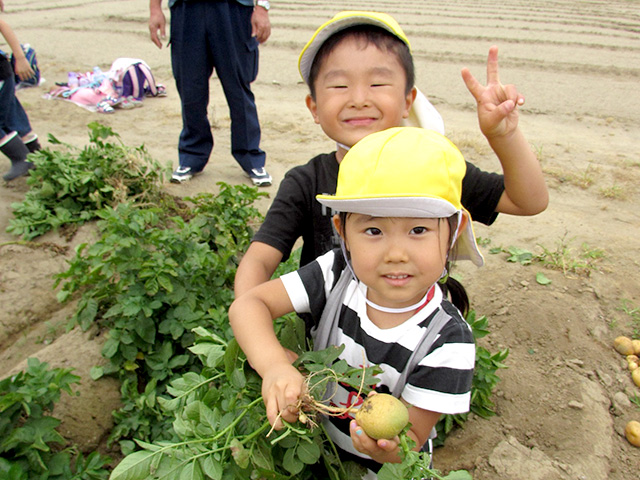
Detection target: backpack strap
<box><xmin>311</xmin><ymin>266</ymin><xmax>353</xmax><ymax>352</ymax></box>
<box><xmin>127</xmin><ymin>65</ymin><xmax>141</xmax><ymax>99</ymax></box>
<box><xmin>392</xmin><ymin>305</ymin><xmax>454</xmax><ymax>447</ymax></box>
<box><xmin>135</xmin><ymin>62</ymin><xmax>157</xmax><ymax>97</ymax></box>
<box><xmin>390</xmin><ymin>307</ymin><xmax>451</xmax><ymax>398</ymax></box>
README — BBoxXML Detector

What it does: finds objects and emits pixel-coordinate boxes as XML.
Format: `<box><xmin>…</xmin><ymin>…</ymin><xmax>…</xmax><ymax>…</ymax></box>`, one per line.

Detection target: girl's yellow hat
<box><xmin>317</xmin><ymin>127</ymin><xmax>484</xmax><ymax>266</ymax></box>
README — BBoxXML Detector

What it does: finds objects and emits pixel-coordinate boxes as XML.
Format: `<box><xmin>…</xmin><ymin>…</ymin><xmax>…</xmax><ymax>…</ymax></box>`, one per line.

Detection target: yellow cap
<box><xmin>317</xmin><ymin>127</ymin><xmax>484</xmax><ymax>266</ymax></box>
<box><xmin>298</xmin><ymin>11</ymin><xmax>411</xmax><ymax>85</ymax></box>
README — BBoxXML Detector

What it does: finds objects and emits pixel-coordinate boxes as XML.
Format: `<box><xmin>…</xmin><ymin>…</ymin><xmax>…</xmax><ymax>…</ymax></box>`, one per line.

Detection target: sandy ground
<box><xmin>1</xmin><ymin>0</ymin><xmax>639</xmax><ymax>478</ymax></box>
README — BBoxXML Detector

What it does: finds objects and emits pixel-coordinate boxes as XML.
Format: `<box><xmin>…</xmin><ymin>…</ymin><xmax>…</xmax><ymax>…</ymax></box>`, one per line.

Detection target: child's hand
<box><xmin>350</xmin><ymin>419</ymin><xmax>400</xmax><ymax>463</ymax></box>
<box><xmin>13</xmin><ymin>56</ymin><xmax>35</xmax><ymax>82</ymax></box>
<box><xmin>461</xmin><ymin>45</ymin><xmax>524</xmax><ymax>139</ymax></box>
<box><xmin>262</xmin><ymin>362</ymin><xmax>305</xmax><ymax>430</ymax></box>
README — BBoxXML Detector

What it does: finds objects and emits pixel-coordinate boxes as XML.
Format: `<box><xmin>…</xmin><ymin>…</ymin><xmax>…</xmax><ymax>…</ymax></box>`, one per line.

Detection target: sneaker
<box><xmin>246</xmin><ymin>167</ymin><xmax>272</xmax><ymax>187</ymax></box>
<box><xmin>171</xmin><ymin>165</ymin><xmax>201</xmax><ymax>183</ymax></box>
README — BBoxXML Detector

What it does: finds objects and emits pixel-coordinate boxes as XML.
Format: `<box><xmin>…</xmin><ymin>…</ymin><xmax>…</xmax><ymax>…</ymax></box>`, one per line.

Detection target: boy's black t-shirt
<box><xmin>252</xmin><ymin>151</ymin><xmax>504</xmax><ymax>267</ymax></box>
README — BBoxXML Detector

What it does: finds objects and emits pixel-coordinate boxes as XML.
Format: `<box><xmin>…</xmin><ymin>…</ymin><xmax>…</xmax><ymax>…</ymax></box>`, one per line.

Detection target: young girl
<box><xmin>0</xmin><ymin>14</ymin><xmax>40</xmax><ymax>181</ymax></box>
<box><xmin>229</xmin><ymin>127</ymin><xmax>483</xmax><ymax>477</ymax></box>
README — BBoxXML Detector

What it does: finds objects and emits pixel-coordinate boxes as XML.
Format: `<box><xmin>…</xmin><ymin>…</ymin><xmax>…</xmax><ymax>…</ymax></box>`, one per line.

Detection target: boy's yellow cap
<box><xmin>317</xmin><ymin>127</ymin><xmax>484</xmax><ymax>266</ymax></box>
<box><xmin>298</xmin><ymin>11</ymin><xmax>411</xmax><ymax>85</ymax></box>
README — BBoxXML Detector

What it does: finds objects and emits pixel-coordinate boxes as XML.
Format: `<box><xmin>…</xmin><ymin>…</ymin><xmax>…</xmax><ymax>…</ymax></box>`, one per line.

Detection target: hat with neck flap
<box><xmin>317</xmin><ymin>127</ymin><xmax>484</xmax><ymax>266</ymax></box>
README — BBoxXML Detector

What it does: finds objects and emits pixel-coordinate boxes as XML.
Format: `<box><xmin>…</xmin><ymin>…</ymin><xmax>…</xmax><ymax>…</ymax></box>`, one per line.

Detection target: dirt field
<box><xmin>1</xmin><ymin>0</ymin><xmax>639</xmax><ymax>478</ymax></box>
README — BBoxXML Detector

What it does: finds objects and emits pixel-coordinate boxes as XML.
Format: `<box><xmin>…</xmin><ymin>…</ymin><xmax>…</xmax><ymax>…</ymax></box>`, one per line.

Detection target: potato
<box><xmin>614</xmin><ymin>336</ymin><xmax>635</xmax><ymax>355</ymax></box>
<box><xmin>355</xmin><ymin>393</ymin><xmax>409</xmax><ymax>440</ymax></box>
<box><xmin>625</xmin><ymin>420</ymin><xmax>640</xmax><ymax>447</ymax></box>
<box><xmin>629</xmin><ymin>359</ymin><xmax>640</xmax><ymax>372</ymax></box>
<box><xmin>633</xmin><ymin>339</ymin><xmax>640</xmax><ymax>356</ymax></box>
<box><xmin>632</xmin><ymin>368</ymin><xmax>640</xmax><ymax>388</ymax></box>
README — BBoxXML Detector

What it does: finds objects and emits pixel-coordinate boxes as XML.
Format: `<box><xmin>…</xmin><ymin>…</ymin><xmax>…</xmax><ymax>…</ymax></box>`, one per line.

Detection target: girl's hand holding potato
<box><xmin>350</xmin><ymin>419</ymin><xmax>400</xmax><ymax>463</ymax></box>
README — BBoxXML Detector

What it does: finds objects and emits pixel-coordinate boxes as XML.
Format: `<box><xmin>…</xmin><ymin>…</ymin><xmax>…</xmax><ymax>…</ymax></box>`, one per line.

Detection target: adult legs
<box><xmin>170</xmin><ymin>1</ymin><xmax>215</xmax><ymax>173</ymax></box>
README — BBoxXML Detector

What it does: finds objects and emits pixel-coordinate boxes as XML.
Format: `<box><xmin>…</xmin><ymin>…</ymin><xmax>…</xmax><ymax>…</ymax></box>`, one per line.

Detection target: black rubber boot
<box><xmin>0</xmin><ymin>134</ymin><xmax>34</xmax><ymax>181</ymax></box>
<box><xmin>24</xmin><ymin>136</ymin><xmax>41</xmax><ymax>153</ymax></box>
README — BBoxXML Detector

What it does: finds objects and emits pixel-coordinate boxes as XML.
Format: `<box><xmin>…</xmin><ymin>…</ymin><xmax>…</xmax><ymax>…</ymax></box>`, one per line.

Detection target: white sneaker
<box><xmin>171</xmin><ymin>165</ymin><xmax>201</xmax><ymax>183</ymax></box>
<box><xmin>246</xmin><ymin>167</ymin><xmax>272</xmax><ymax>187</ymax></box>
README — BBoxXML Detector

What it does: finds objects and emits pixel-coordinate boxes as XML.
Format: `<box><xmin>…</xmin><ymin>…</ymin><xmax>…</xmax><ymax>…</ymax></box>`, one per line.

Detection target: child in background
<box><xmin>230</xmin><ymin>127</ymin><xmax>481</xmax><ymax>478</ymax></box>
<box><xmin>0</xmin><ymin>14</ymin><xmax>40</xmax><ymax>181</ymax></box>
<box><xmin>234</xmin><ymin>11</ymin><xmax>548</xmax><ymax>297</ymax></box>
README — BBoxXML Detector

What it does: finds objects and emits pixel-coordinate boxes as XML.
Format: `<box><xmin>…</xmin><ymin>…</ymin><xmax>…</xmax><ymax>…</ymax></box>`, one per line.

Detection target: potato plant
<box><xmin>110</xmin><ymin>328</ymin><xmax>469</xmax><ymax>480</ymax></box>
<box><xmin>7</xmin><ymin>122</ymin><xmax>169</xmax><ymax>241</ymax></box>
<box><xmin>0</xmin><ymin>358</ymin><xmax>111</xmax><ymax>480</ymax></box>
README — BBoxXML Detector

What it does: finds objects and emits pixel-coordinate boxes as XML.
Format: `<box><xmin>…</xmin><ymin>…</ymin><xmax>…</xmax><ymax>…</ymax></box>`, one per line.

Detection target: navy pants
<box><xmin>0</xmin><ymin>73</ymin><xmax>32</xmax><ymax>138</ymax></box>
<box><xmin>170</xmin><ymin>0</ymin><xmax>266</xmax><ymax>173</ymax></box>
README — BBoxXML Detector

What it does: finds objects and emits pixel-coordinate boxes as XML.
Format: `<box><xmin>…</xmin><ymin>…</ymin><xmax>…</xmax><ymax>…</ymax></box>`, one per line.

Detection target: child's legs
<box><xmin>0</xmin><ymin>77</ymin><xmax>33</xmax><ymax>138</ymax></box>
<box><xmin>208</xmin><ymin>1</ymin><xmax>265</xmax><ymax>172</ymax></box>
<box><xmin>170</xmin><ymin>2</ymin><xmax>215</xmax><ymax>172</ymax></box>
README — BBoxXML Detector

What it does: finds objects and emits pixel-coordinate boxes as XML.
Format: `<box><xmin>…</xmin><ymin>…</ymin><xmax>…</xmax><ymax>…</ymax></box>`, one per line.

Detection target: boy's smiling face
<box><xmin>306</xmin><ymin>37</ymin><xmax>415</xmax><ymax>160</ymax></box>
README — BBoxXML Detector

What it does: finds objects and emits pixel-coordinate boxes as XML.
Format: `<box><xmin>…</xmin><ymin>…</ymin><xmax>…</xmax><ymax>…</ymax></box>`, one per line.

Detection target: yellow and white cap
<box><xmin>317</xmin><ymin>127</ymin><xmax>484</xmax><ymax>266</ymax></box>
<box><xmin>298</xmin><ymin>11</ymin><xmax>411</xmax><ymax>85</ymax></box>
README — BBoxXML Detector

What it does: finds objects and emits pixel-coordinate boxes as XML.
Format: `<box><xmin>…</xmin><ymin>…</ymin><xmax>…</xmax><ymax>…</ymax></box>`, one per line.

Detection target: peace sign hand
<box><xmin>461</xmin><ymin>45</ymin><xmax>524</xmax><ymax>139</ymax></box>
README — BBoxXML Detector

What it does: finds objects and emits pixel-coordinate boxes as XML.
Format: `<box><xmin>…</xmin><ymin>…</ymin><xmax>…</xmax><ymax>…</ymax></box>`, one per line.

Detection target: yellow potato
<box><xmin>625</xmin><ymin>420</ymin><xmax>640</xmax><ymax>447</ymax></box>
<box><xmin>629</xmin><ymin>359</ymin><xmax>640</xmax><ymax>372</ymax></box>
<box><xmin>632</xmin><ymin>368</ymin><xmax>640</xmax><ymax>388</ymax></box>
<box><xmin>633</xmin><ymin>339</ymin><xmax>640</xmax><ymax>356</ymax></box>
<box><xmin>355</xmin><ymin>393</ymin><xmax>409</xmax><ymax>440</ymax></box>
<box><xmin>614</xmin><ymin>336</ymin><xmax>635</xmax><ymax>356</ymax></box>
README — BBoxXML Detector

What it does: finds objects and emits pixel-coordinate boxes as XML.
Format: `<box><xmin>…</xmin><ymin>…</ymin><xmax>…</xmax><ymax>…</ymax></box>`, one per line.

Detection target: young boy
<box><xmin>234</xmin><ymin>11</ymin><xmax>548</xmax><ymax>296</ymax></box>
<box><xmin>0</xmin><ymin>14</ymin><xmax>40</xmax><ymax>181</ymax></box>
<box><xmin>230</xmin><ymin>127</ymin><xmax>480</xmax><ymax>477</ymax></box>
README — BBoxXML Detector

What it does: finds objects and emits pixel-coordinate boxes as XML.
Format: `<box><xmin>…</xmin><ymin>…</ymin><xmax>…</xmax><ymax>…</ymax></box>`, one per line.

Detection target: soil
<box><xmin>1</xmin><ymin>1</ymin><xmax>639</xmax><ymax>478</ymax></box>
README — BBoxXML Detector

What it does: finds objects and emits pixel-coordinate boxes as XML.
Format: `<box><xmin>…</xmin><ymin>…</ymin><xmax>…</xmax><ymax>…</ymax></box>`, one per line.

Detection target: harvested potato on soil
<box><xmin>614</xmin><ymin>336</ymin><xmax>635</xmax><ymax>356</ymax></box>
<box><xmin>628</xmin><ymin>355</ymin><xmax>640</xmax><ymax>371</ymax></box>
<box><xmin>625</xmin><ymin>420</ymin><xmax>640</xmax><ymax>447</ymax></box>
<box><xmin>355</xmin><ymin>393</ymin><xmax>409</xmax><ymax>440</ymax></box>
<box><xmin>633</xmin><ymin>339</ymin><xmax>640</xmax><ymax>356</ymax></box>
<box><xmin>632</xmin><ymin>368</ymin><xmax>640</xmax><ymax>388</ymax></box>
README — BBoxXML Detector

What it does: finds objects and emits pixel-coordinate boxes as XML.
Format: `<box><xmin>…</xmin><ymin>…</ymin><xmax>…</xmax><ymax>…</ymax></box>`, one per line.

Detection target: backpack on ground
<box><xmin>109</xmin><ymin>58</ymin><xmax>162</xmax><ymax>100</ymax></box>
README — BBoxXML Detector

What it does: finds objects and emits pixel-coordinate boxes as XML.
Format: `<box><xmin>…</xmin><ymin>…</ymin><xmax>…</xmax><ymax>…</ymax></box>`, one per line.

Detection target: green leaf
<box><xmin>444</xmin><ymin>471</ymin><xmax>473</xmax><ymax>479</ymax></box>
<box><xmin>230</xmin><ymin>438</ymin><xmax>250</xmax><ymax>469</ymax></box>
<box><xmin>295</xmin><ymin>440</ymin><xmax>321</xmax><ymax>464</ymax></box>
<box><xmin>90</xmin><ymin>366</ymin><xmax>104</xmax><ymax>380</ymax></box>
<box><xmin>199</xmin><ymin>454</ymin><xmax>223</xmax><ymax>479</ymax></box>
<box><xmin>536</xmin><ymin>272</ymin><xmax>552</xmax><ymax>285</ymax></box>
<box><xmin>506</xmin><ymin>246</ymin><xmax>533</xmax><ymax>265</ymax></box>
<box><xmin>282</xmin><ymin>447</ymin><xmax>304</xmax><ymax>475</ymax></box>
<box><xmin>108</xmin><ymin>450</ymin><xmax>157</xmax><ymax>480</ymax></box>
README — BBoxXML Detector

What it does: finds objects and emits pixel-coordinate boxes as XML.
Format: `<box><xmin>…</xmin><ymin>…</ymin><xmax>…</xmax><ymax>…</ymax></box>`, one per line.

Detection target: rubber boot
<box><xmin>23</xmin><ymin>135</ymin><xmax>41</xmax><ymax>154</ymax></box>
<box><xmin>0</xmin><ymin>133</ymin><xmax>34</xmax><ymax>181</ymax></box>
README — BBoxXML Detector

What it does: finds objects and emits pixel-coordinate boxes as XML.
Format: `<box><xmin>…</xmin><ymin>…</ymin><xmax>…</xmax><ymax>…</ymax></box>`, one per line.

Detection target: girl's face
<box><xmin>335</xmin><ymin>214</ymin><xmax>451</xmax><ymax>310</ymax></box>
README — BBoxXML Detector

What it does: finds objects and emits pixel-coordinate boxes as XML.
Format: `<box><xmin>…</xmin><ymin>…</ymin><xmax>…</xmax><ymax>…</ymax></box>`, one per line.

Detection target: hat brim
<box><xmin>316</xmin><ymin>195</ymin><xmax>458</xmax><ymax>219</ymax></box>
